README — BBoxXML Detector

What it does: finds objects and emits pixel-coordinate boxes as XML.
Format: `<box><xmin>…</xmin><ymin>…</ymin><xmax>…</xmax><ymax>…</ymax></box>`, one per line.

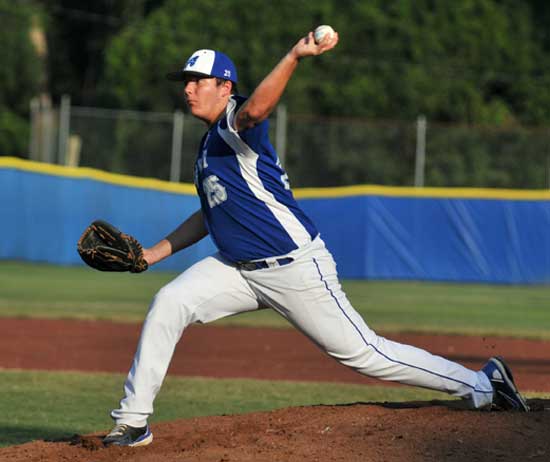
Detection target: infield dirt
<box><xmin>1</xmin><ymin>318</ymin><xmax>550</xmax><ymax>461</ymax></box>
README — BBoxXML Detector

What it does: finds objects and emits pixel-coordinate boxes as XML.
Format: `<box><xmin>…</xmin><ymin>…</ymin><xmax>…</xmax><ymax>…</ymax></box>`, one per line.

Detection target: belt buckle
<box><xmin>265</xmin><ymin>258</ymin><xmax>293</xmax><ymax>268</ymax></box>
<box><xmin>238</xmin><ymin>257</ymin><xmax>293</xmax><ymax>271</ymax></box>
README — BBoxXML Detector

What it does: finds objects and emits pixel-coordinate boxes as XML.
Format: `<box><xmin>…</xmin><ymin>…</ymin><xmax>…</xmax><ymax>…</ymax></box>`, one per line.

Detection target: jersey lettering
<box><xmin>280</xmin><ymin>173</ymin><xmax>290</xmax><ymax>190</ymax></box>
<box><xmin>203</xmin><ymin>175</ymin><xmax>227</xmax><ymax>208</ymax></box>
<box><xmin>276</xmin><ymin>158</ymin><xmax>290</xmax><ymax>190</ymax></box>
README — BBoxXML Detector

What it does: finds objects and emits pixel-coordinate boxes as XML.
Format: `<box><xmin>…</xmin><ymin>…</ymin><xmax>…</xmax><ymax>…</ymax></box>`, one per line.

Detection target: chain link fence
<box><xmin>23</xmin><ymin>96</ymin><xmax>550</xmax><ymax>189</ymax></box>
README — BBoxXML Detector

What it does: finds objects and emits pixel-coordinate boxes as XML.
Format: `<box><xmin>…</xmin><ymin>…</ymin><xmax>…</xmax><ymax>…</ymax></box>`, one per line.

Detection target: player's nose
<box><xmin>184</xmin><ymin>80</ymin><xmax>195</xmax><ymax>95</ymax></box>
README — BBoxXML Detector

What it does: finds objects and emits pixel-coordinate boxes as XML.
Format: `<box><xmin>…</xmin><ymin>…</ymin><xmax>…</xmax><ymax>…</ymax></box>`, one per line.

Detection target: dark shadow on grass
<box><xmin>0</xmin><ymin>426</ymin><xmax>109</xmax><ymax>452</ymax></box>
<box><xmin>314</xmin><ymin>399</ymin><xmax>470</xmax><ymax>411</ymax></box>
<box><xmin>0</xmin><ymin>425</ymin><xmax>90</xmax><ymax>448</ymax></box>
<box><xmin>316</xmin><ymin>397</ymin><xmax>549</xmax><ymax>412</ymax></box>
<box><xmin>0</xmin><ymin>426</ymin><xmax>69</xmax><ymax>447</ymax></box>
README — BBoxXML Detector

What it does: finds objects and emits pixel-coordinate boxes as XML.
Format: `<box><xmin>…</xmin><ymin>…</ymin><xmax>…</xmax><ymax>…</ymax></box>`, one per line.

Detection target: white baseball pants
<box><xmin>111</xmin><ymin>236</ymin><xmax>493</xmax><ymax>426</ymax></box>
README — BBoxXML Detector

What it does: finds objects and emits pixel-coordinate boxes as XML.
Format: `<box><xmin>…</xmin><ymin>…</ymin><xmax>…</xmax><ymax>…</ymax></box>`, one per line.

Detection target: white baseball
<box><xmin>314</xmin><ymin>25</ymin><xmax>335</xmax><ymax>44</ymax></box>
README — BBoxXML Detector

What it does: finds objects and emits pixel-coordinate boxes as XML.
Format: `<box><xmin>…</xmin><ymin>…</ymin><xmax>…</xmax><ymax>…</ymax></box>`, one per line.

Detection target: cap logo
<box><xmin>224</xmin><ymin>69</ymin><xmax>231</xmax><ymax>78</ymax></box>
<box><xmin>187</xmin><ymin>56</ymin><xmax>199</xmax><ymax>67</ymax></box>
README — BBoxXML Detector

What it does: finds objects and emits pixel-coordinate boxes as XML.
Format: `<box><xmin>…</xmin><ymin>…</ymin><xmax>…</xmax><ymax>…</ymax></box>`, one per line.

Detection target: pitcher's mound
<box><xmin>2</xmin><ymin>400</ymin><xmax>550</xmax><ymax>462</ymax></box>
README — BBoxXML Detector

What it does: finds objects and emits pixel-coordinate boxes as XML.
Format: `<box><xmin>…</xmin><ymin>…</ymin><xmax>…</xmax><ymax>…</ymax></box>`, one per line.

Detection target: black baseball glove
<box><xmin>77</xmin><ymin>220</ymin><xmax>149</xmax><ymax>273</ymax></box>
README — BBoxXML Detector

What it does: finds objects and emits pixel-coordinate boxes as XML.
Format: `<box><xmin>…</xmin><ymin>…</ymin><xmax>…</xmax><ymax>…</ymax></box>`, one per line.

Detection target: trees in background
<box><xmin>0</xmin><ymin>1</ymin><xmax>43</xmax><ymax>156</ymax></box>
<box><xmin>97</xmin><ymin>0</ymin><xmax>545</xmax><ymax>125</ymax></box>
<box><xmin>3</xmin><ymin>0</ymin><xmax>550</xmax><ymax>187</ymax></box>
<box><xmin>42</xmin><ymin>0</ymin><xmax>159</xmax><ymax>106</ymax></box>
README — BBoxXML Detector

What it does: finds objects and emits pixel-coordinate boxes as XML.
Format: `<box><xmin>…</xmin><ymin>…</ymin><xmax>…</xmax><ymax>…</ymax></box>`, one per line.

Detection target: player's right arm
<box><xmin>143</xmin><ymin>209</ymin><xmax>208</xmax><ymax>266</ymax></box>
<box><xmin>233</xmin><ymin>30</ymin><xmax>338</xmax><ymax>132</ymax></box>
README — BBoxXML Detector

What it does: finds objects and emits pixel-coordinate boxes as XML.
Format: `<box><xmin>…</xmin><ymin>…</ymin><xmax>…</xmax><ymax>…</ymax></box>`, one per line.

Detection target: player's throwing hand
<box><xmin>290</xmin><ymin>29</ymin><xmax>339</xmax><ymax>60</ymax></box>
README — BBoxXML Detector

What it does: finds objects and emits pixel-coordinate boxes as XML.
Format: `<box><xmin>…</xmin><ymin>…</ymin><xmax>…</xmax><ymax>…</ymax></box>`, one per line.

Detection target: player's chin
<box><xmin>187</xmin><ymin>104</ymin><xmax>203</xmax><ymax>118</ymax></box>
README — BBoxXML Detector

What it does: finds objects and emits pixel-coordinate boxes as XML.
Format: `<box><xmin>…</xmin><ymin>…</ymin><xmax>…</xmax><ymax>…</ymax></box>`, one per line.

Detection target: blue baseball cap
<box><xmin>166</xmin><ymin>49</ymin><xmax>238</xmax><ymax>83</ymax></box>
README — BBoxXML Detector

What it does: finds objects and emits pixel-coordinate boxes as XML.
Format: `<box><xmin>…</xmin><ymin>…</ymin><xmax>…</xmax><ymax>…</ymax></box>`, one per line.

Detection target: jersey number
<box><xmin>276</xmin><ymin>158</ymin><xmax>290</xmax><ymax>190</ymax></box>
<box><xmin>203</xmin><ymin>175</ymin><xmax>227</xmax><ymax>208</ymax></box>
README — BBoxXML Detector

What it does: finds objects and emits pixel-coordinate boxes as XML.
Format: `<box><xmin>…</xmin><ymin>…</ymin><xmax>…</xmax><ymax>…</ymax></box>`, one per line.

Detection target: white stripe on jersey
<box><xmin>218</xmin><ymin>100</ymin><xmax>311</xmax><ymax>248</ymax></box>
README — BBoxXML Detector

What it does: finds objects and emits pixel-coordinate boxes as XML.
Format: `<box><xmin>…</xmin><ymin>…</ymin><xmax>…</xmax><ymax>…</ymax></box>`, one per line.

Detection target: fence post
<box><xmin>170</xmin><ymin>110</ymin><xmax>184</xmax><ymax>182</ymax></box>
<box><xmin>58</xmin><ymin>94</ymin><xmax>71</xmax><ymax>165</ymax></box>
<box><xmin>276</xmin><ymin>103</ymin><xmax>287</xmax><ymax>165</ymax></box>
<box><xmin>40</xmin><ymin>94</ymin><xmax>55</xmax><ymax>163</ymax></box>
<box><xmin>66</xmin><ymin>135</ymin><xmax>82</xmax><ymax>167</ymax></box>
<box><xmin>29</xmin><ymin>97</ymin><xmax>40</xmax><ymax>161</ymax></box>
<box><xmin>414</xmin><ymin>115</ymin><xmax>427</xmax><ymax>187</ymax></box>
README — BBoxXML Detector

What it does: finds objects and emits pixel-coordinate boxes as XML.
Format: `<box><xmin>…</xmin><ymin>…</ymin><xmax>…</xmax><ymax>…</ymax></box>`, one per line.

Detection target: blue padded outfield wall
<box><xmin>1</xmin><ymin>157</ymin><xmax>549</xmax><ymax>284</ymax></box>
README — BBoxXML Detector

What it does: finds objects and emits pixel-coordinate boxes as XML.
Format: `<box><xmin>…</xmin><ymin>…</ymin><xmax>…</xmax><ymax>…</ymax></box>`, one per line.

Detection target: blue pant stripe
<box><xmin>312</xmin><ymin>258</ymin><xmax>491</xmax><ymax>395</ymax></box>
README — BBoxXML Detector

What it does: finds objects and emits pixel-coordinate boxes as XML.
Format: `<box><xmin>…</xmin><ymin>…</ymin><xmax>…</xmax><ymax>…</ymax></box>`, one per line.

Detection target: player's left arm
<box><xmin>233</xmin><ymin>30</ymin><xmax>338</xmax><ymax>132</ymax></box>
<box><xmin>143</xmin><ymin>209</ymin><xmax>208</xmax><ymax>266</ymax></box>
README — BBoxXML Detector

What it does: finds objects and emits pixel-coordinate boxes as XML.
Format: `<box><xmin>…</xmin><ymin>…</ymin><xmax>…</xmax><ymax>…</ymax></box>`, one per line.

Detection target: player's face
<box><xmin>183</xmin><ymin>76</ymin><xmax>230</xmax><ymax>125</ymax></box>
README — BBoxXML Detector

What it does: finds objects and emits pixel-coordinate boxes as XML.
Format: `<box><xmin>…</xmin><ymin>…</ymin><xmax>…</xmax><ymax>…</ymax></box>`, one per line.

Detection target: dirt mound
<box><xmin>2</xmin><ymin>400</ymin><xmax>549</xmax><ymax>462</ymax></box>
<box><xmin>3</xmin><ymin>319</ymin><xmax>550</xmax><ymax>460</ymax></box>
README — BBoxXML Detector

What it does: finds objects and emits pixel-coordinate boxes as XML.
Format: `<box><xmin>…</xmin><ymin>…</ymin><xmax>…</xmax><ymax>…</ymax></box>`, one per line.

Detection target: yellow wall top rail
<box><xmin>2</xmin><ymin>156</ymin><xmax>549</xmax><ymax>200</ymax></box>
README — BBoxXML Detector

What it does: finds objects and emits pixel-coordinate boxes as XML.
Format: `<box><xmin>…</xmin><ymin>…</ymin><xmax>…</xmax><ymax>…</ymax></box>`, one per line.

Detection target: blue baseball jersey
<box><xmin>194</xmin><ymin>95</ymin><xmax>318</xmax><ymax>262</ymax></box>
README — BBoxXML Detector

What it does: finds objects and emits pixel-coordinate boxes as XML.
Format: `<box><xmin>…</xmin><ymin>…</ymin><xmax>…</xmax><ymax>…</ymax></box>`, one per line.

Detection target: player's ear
<box><xmin>220</xmin><ymin>79</ymin><xmax>232</xmax><ymax>97</ymax></box>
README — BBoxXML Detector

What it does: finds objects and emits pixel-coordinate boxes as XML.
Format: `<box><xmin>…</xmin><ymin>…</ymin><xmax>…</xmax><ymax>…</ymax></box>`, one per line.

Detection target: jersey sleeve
<box><xmin>225</xmin><ymin>96</ymin><xmax>241</xmax><ymax>133</ymax></box>
<box><xmin>224</xmin><ymin>95</ymin><xmax>269</xmax><ymax>157</ymax></box>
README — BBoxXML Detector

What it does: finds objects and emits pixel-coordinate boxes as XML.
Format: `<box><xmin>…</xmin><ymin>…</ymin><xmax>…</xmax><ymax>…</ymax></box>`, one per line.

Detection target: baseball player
<box><xmin>103</xmin><ymin>29</ymin><xmax>528</xmax><ymax>447</ymax></box>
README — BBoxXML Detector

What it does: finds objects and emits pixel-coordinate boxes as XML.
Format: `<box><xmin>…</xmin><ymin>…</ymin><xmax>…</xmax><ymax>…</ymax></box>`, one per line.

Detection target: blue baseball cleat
<box><xmin>103</xmin><ymin>424</ymin><xmax>153</xmax><ymax>447</ymax></box>
<box><xmin>482</xmin><ymin>356</ymin><xmax>529</xmax><ymax>412</ymax></box>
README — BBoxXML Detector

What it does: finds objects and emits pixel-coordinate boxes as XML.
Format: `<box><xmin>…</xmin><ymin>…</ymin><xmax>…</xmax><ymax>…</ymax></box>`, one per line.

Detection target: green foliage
<box><xmin>0</xmin><ymin>0</ymin><xmax>43</xmax><ymax>156</ymax></box>
<box><xmin>425</xmin><ymin>124</ymin><xmax>550</xmax><ymax>188</ymax></box>
<box><xmin>99</xmin><ymin>0</ymin><xmax>335</xmax><ymax>110</ymax></box>
<box><xmin>286</xmin><ymin>116</ymin><xmax>416</xmax><ymax>187</ymax></box>
<box><xmin>284</xmin><ymin>116</ymin><xmax>550</xmax><ymax>188</ymax></box>
<box><xmin>0</xmin><ymin>111</ymin><xmax>30</xmax><ymax>157</ymax></box>
<box><xmin>98</xmin><ymin>0</ymin><xmax>544</xmax><ymax>125</ymax></box>
<box><xmin>0</xmin><ymin>2</ymin><xmax>43</xmax><ymax>113</ymax></box>
<box><xmin>90</xmin><ymin>0</ymin><xmax>550</xmax><ymax>188</ymax></box>
<box><xmin>326</xmin><ymin>0</ymin><xmax>536</xmax><ymax>123</ymax></box>
<box><xmin>41</xmin><ymin>0</ymin><xmax>151</xmax><ymax>105</ymax></box>
<box><xmin>4</xmin><ymin>1</ymin><xmax>550</xmax><ymax>186</ymax></box>
<box><xmin>71</xmin><ymin>109</ymin><xmax>176</xmax><ymax>178</ymax></box>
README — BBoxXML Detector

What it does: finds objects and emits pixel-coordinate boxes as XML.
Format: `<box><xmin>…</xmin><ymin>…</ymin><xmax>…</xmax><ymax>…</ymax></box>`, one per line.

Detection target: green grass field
<box><xmin>0</xmin><ymin>260</ymin><xmax>548</xmax><ymax>447</ymax></box>
<box><xmin>1</xmin><ymin>260</ymin><xmax>549</xmax><ymax>337</ymax></box>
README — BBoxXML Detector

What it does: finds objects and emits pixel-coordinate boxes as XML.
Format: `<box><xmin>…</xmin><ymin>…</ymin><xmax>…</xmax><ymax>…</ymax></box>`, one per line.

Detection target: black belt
<box><xmin>237</xmin><ymin>257</ymin><xmax>294</xmax><ymax>271</ymax></box>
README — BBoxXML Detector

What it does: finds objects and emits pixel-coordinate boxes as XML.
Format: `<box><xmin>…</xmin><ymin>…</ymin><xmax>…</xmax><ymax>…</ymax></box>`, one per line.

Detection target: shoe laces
<box><xmin>108</xmin><ymin>424</ymin><xmax>128</xmax><ymax>437</ymax></box>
